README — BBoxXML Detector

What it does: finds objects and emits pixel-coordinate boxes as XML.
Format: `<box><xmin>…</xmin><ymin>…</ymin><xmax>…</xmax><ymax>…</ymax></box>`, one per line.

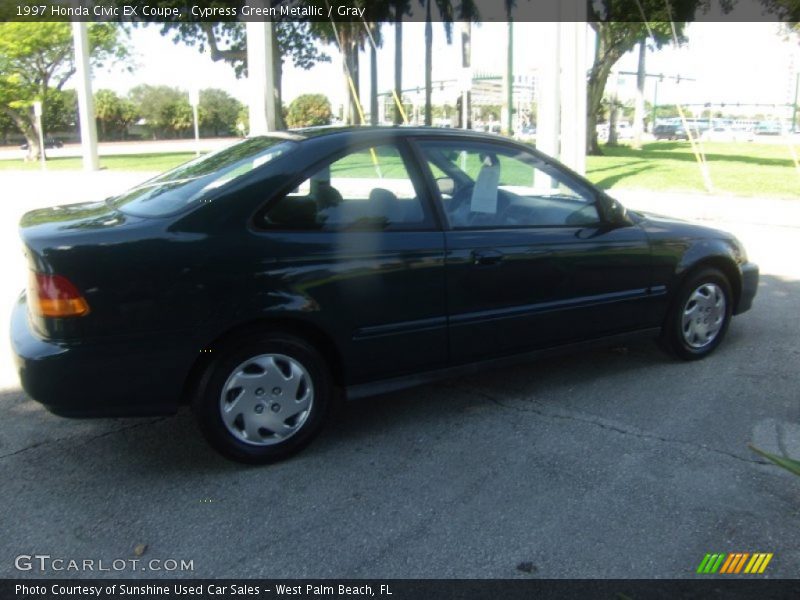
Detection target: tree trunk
<box><xmin>271</xmin><ymin>28</ymin><xmax>286</xmax><ymax>130</ymax></box>
<box><xmin>632</xmin><ymin>39</ymin><xmax>646</xmax><ymax>150</ymax></box>
<box><xmin>370</xmin><ymin>40</ymin><xmax>378</xmax><ymax>126</ymax></box>
<box><xmin>4</xmin><ymin>106</ymin><xmax>40</xmax><ymax>161</ymax></box>
<box><xmin>424</xmin><ymin>0</ymin><xmax>433</xmax><ymax>126</ymax></box>
<box><xmin>351</xmin><ymin>44</ymin><xmax>361</xmax><ymax>125</ymax></box>
<box><xmin>608</xmin><ymin>97</ymin><xmax>619</xmax><ymax>146</ymax></box>
<box><xmin>394</xmin><ymin>10</ymin><xmax>403</xmax><ymax>125</ymax></box>
<box><xmin>340</xmin><ymin>32</ymin><xmax>361</xmax><ymax>126</ymax></box>
<box><xmin>586</xmin><ymin>46</ymin><xmax>619</xmax><ymax>154</ymax></box>
<box><xmin>460</xmin><ymin>20</ymin><xmax>472</xmax><ymax>129</ymax></box>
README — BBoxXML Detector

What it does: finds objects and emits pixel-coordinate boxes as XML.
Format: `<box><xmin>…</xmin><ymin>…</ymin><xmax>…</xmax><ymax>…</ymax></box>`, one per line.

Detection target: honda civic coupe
<box><xmin>11</xmin><ymin>127</ymin><xmax>759</xmax><ymax>463</ymax></box>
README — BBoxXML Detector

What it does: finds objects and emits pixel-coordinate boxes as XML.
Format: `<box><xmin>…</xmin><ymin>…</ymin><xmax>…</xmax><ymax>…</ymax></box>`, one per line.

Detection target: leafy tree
<box><xmin>477</xmin><ymin>104</ymin><xmax>502</xmax><ymax>121</ymax></box>
<box><xmin>129</xmin><ymin>84</ymin><xmax>192</xmax><ymax>139</ymax></box>
<box><xmin>586</xmin><ymin>1</ymin><xmax>701</xmax><ymax>154</ymax></box>
<box><xmin>286</xmin><ymin>94</ymin><xmax>332</xmax><ymax>128</ymax></box>
<box><xmin>43</xmin><ymin>88</ymin><xmax>77</xmax><ymax>134</ymax></box>
<box><xmin>0</xmin><ymin>108</ymin><xmax>13</xmax><ymax>144</ymax></box>
<box><xmin>0</xmin><ymin>23</ymin><xmax>127</xmax><ymax>159</ymax></box>
<box><xmin>431</xmin><ymin>103</ymin><xmax>454</xmax><ymax>119</ymax></box>
<box><xmin>95</xmin><ymin>88</ymin><xmax>138</xmax><ymax>140</ymax></box>
<box><xmin>199</xmin><ymin>88</ymin><xmax>242</xmax><ymax>136</ymax></box>
<box><xmin>144</xmin><ymin>9</ymin><xmax>330</xmax><ymax>130</ymax></box>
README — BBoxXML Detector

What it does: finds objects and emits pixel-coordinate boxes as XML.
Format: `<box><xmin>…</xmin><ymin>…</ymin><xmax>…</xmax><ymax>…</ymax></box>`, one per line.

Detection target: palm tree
<box><xmin>420</xmin><ymin>0</ymin><xmax>454</xmax><ymax>126</ymax></box>
<box><xmin>311</xmin><ymin>19</ymin><xmax>371</xmax><ymax>125</ymax></box>
<box><xmin>390</xmin><ymin>0</ymin><xmax>413</xmax><ymax>124</ymax></box>
<box><xmin>369</xmin><ymin>24</ymin><xmax>380</xmax><ymax>125</ymax></box>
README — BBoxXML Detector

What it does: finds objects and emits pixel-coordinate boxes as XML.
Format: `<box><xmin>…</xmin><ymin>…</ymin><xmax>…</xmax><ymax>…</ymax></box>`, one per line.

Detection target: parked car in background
<box><xmin>701</xmin><ymin>126</ymin><xmax>754</xmax><ymax>143</ymax></box>
<box><xmin>11</xmin><ymin>127</ymin><xmax>759</xmax><ymax>464</ymax></box>
<box><xmin>654</xmin><ymin>124</ymin><xmax>688</xmax><ymax>141</ymax></box>
<box><xmin>754</xmin><ymin>121</ymin><xmax>782</xmax><ymax>136</ymax></box>
<box><xmin>20</xmin><ymin>137</ymin><xmax>63</xmax><ymax>150</ymax></box>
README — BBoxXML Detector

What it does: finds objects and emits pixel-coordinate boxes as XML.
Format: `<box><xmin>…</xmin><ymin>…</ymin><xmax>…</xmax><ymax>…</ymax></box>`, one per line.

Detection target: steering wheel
<box><xmin>443</xmin><ymin>183</ymin><xmax>475</xmax><ymax>227</ymax></box>
<box><xmin>444</xmin><ymin>183</ymin><xmax>473</xmax><ymax>211</ymax></box>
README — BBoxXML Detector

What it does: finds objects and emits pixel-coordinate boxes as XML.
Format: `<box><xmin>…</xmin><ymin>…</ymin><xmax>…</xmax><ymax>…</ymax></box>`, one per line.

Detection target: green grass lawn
<box><xmin>585</xmin><ymin>141</ymin><xmax>800</xmax><ymax>198</ymax></box>
<box><xmin>0</xmin><ymin>152</ymin><xmax>196</xmax><ymax>172</ymax></box>
<box><xmin>2</xmin><ymin>140</ymin><xmax>798</xmax><ymax>199</ymax></box>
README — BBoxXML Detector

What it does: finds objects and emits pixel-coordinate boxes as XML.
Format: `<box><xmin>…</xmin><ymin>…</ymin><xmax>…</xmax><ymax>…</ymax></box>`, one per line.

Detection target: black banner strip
<box><xmin>3</xmin><ymin>579</ymin><xmax>800</xmax><ymax>600</ymax></box>
<box><xmin>1</xmin><ymin>0</ymin><xmax>798</xmax><ymax>23</ymax></box>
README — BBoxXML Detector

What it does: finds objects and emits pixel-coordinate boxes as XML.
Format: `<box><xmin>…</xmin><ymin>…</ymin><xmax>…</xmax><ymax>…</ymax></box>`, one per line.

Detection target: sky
<box><xmin>88</xmin><ymin>22</ymin><xmax>800</xmax><ymax>119</ymax></box>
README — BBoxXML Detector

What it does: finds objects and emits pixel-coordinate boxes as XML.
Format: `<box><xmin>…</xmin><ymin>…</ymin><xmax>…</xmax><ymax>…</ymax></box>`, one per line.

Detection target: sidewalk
<box><xmin>0</xmin><ymin>137</ymin><xmax>237</xmax><ymax>161</ymax></box>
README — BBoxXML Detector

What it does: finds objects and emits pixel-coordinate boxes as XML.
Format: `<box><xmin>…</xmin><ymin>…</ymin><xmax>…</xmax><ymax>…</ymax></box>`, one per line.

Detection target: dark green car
<box><xmin>11</xmin><ymin>127</ymin><xmax>759</xmax><ymax>463</ymax></box>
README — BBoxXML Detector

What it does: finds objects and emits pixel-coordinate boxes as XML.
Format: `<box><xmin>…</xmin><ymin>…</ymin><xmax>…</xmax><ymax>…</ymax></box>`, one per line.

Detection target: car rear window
<box><xmin>109</xmin><ymin>137</ymin><xmax>297</xmax><ymax>218</ymax></box>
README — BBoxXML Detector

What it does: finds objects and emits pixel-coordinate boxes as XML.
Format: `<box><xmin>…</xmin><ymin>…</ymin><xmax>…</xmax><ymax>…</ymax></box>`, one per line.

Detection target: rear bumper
<box><xmin>10</xmin><ymin>294</ymin><xmax>194</xmax><ymax>417</ymax></box>
<box><xmin>735</xmin><ymin>262</ymin><xmax>759</xmax><ymax>315</ymax></box>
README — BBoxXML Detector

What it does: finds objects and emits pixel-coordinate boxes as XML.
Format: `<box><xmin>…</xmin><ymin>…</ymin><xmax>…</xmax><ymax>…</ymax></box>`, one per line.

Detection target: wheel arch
<box><xmin>179</xmin><ymin>317</ymin><xmax>345</xmax><ymax>406</ymax></box>
<box><xmin>674</xmin><ymin>255</ymin><xmax>742</xmax><ymax>314</ymax></box>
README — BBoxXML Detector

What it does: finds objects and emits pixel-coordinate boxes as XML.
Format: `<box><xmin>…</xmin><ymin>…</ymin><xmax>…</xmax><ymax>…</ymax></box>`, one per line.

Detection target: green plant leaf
<box><xmin>749</xmin><ymin>444</ymin><xmax>800</xmax><ymax>477</ymax></box>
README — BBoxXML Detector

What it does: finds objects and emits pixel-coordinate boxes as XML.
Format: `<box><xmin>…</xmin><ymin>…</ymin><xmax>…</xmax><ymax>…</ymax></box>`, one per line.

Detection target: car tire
<box><xmin>192</xmin><ymin>333</ymin><xmax>332</xmax><ymax>464</ymax></box>
<box><xmin>661</xmin><ymin>268</ymin><xmax>733</xmax><ymax>361</ymax></box>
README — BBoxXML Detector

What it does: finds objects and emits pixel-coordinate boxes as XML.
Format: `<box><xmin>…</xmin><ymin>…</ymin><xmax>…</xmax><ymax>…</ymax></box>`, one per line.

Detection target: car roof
<box><xmin>286</xmin><ymin>125</ymin><xmax>515</xmax><ymax>142</ymax></box>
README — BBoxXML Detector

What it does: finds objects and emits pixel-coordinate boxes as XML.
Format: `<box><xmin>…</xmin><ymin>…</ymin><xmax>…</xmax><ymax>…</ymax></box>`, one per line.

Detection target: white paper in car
<box><xmin>470</xmin><ymin>164</ymin><xmax>500</xmax><ymax>213</ymax></box>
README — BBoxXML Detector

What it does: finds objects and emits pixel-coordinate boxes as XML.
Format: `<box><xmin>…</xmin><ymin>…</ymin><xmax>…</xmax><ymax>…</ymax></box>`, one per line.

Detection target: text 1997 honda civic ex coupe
<box><xmin>11</xmin><ymin>128</ymin><xmax>758</xmax><ymax>463</ymax></box>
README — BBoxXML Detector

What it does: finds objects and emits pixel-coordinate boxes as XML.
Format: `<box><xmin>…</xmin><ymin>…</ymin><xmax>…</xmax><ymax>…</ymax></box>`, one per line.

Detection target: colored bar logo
<box><xmin>696</xmin><ymin>553</ymin><xmax>773</xmax><ymax>574</ymax></box>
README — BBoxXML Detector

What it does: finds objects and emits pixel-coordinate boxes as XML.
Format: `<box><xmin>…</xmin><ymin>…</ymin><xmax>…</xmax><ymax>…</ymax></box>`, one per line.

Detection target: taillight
<box><xmin>28</xmin><ymin>272</ymin><xmax>90</xmax><ymax>317</ymax></box>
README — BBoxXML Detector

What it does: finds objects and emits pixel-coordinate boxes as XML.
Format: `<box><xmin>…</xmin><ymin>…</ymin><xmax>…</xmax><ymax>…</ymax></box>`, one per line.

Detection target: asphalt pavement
<box><xmin>0</xmin><ymin>170</ymin><xmax>798</xmax><ymax>579</ymax></box>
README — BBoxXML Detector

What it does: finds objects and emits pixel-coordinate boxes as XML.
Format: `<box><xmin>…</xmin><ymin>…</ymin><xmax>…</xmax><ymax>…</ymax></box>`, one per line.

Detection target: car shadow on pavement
<box><xmin>1</xmin><ymin>273</ymin><xmax>792</xmax><ymax>472</ymax></box>
<box><xmin>320</xmin><ymin>336</ymin><xmax>668</xmax><ymax>448</ymax></box>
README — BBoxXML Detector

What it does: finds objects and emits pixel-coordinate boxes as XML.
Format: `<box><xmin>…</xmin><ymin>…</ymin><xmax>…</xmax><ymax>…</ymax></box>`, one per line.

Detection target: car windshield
<box><xmin>109</xmin><ymin>137</ymin><xmax>298</xmax><ymax>218</ymax></box>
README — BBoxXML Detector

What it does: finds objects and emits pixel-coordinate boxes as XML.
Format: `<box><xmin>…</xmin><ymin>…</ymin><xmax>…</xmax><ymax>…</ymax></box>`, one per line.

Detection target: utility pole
<box><xmin>614</xmin><ymin>71</ymin><xmax>694</xmax><ymax>130</ymax></box>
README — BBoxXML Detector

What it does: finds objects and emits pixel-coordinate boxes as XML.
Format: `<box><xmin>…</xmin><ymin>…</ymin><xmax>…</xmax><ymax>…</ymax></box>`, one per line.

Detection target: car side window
<box><xmin>259</xmin><ymin>144</ymin><xmax>430</xmax><ymax>231</ymax></box>
<box><xmin>416</xmin><ymin>141</ymin><xmax>601</xmax><ymax>229</ymax></box>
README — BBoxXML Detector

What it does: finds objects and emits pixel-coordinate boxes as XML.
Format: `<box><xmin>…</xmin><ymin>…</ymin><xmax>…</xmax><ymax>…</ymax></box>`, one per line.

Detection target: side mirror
<box><xmin>602</xmin><ymin>195</ymin><xmax>632</xmax><ymax>226</ymax></box>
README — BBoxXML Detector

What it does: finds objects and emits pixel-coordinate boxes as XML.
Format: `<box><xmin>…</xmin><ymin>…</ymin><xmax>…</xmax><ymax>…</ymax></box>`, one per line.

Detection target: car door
<box><xmin>251</xmin><ymin>141</ymin><xmax>447</xmax><ymax>384</ymax></box>
<box><xmin>411</xmin><ymin>138</ymin><xmax>653</xmax><ymax>365</ymax></box>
